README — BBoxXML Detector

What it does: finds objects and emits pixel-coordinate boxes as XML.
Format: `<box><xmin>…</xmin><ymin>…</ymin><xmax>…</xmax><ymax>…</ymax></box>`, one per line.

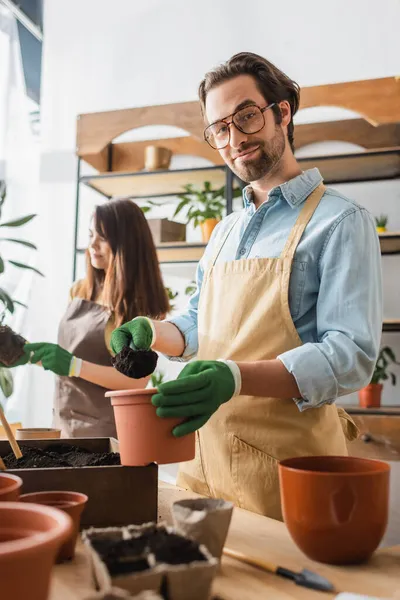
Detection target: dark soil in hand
<box><xmin>3</xmin><ymin>443</ymin><xmax>120</xmax><ymax>469</ymax></box>
<box><xmin>111</xmin><ymin>346</ymin><xmax>158</xmax><ymax>379</ymax></box>
<box><xmin>0</xmin><ymin>325</ymin><xmax>26</xmax><ymax>366</ymax></box>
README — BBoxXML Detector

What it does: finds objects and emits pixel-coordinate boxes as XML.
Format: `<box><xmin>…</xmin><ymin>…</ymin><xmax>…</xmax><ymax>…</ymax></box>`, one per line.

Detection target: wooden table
<box><xmin>50</xmin><ymin>483</ymin><xmax>400</xmax><ymax>600</ymax></box>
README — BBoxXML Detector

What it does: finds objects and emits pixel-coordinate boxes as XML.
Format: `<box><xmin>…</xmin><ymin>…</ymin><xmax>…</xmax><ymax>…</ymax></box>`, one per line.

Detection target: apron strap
<box><xmin>280</xmin><ymin>182</ymin><xmax>326</xmax><ymax>262</ymax></box>
<box><xmin>210</xmin><ymin>213</ymin><xmax>241</xmax><ymax>267</ymax></box>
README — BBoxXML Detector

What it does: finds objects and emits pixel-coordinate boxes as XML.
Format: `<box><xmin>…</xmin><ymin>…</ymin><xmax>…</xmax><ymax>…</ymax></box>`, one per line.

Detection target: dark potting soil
<box><xmin>0</xmin><ymin>325</ymin><xmax>26</xmax><ymax>366</ymax></box>
<box><xmin>3</xmin><ymin>443</ymin><xmax>120</xmax><ymax>469</ymax></box>
<box><xmin>111</xmin><ymin>346</ymin><xmax>158</xmax><ymax>379</ymax></box>
<box><xmin>90</xmin><ymin>525</ymin><xmax>206</xmax><ymax>577</ymax></box>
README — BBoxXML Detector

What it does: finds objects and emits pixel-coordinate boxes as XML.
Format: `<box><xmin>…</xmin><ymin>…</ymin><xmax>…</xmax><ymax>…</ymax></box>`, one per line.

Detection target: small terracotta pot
<box><xmin>358</xmin><ymin>383</ymin><xmax>382</xmax><ymax>408</ymax></box>
<box><xmin>0</xmin><ymin>501</ymin><xmax>72</xmax><ymax>600</ymax></box>
<box><xmin>144</xmin><ymin>145</ymin><xmax>172</xmax><ymax>171</ymax></box>
<box><xmin>105</xmin><ymin>388</ymin><xmax>195</xmax><ymax>466</ymax></box>
<box><xmin>0</xmin><ymin>473</ymin><xmax>23</xmax><ymax>501</ymax></box>
<box><xmin>20</xmin><ymin>491</ymin><xmax>88</xmax><ymax>562</ymax></box>
<box><xmin>200</xmin><ymin>218</ymin><xmax>220</xmax><ymax>243</ymax></box>
<box><xmin>16</xmin><ymin>427</ymin><xmax>61</xmax><ymax>440</ymax></box>
<box><xmin>279</xmin><ymin>455</ymin><xmax>390</xmax><ymax>565</ymax></box>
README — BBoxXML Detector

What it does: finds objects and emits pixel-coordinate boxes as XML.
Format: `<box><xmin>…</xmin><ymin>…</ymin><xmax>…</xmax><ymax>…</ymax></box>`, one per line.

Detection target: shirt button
<box><xmin>239</xmin><ymin>248</ymin><xmax>246</xmax><ymax>255</ymax></box>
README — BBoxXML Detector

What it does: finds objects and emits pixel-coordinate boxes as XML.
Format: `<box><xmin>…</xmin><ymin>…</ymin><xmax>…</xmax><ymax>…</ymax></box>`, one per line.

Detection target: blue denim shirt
<box><xmin>168</xmin><ymin>168</ymin><xmax>383</xmax><ymax>410</ymax></box>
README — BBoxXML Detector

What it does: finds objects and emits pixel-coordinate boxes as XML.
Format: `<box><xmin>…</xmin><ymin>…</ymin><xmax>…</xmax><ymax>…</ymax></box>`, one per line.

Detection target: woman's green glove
<box><xmin>152</xmin><ymin>360</ymin><xmax>236</xmax><ymax>437</ymax></box>
<box><xmin>26</xmin><ymin>343</ymin><xmax>73</xmax><ymax>376</ymax></box>
<box><xmin>110</xmin><ymin>317</ymin><xmax>155</xmax><ymax>354</ymax></box>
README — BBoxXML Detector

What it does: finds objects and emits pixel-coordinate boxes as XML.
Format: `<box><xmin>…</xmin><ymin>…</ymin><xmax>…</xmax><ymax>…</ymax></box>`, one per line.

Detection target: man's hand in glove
<box><xmin>110</xmin><ymin>317</ymin><xmax>154</xmax><ymax>354</ymax></box>
<box><xmin>152</xmin><ymin>360</ymin><xmax>240</xmax><ymax>437</ymax></box>
<box><xmin>26</xmin><ymin>343</ymin><xmax>74</xmax><ymax>376</ymax></box>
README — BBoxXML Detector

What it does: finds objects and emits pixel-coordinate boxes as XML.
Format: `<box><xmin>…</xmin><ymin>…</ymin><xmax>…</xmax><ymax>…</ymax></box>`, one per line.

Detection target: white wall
<box><xmin>19</xmin><ymin>0</ymin><xmax>400</xmax><ymax>431</ymax></box>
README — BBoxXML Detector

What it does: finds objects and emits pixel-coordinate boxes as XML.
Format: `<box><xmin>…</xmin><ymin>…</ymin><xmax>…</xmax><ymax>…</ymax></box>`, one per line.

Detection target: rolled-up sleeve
<box><xmin>278</xmin><ymin>208</ymin><xmax>382</xmax><ymax>410</ymax></box>
<box><xmin>166</xmin><ymin>260</ymin><xmax>203</xmax><ymax>362</ymax></box>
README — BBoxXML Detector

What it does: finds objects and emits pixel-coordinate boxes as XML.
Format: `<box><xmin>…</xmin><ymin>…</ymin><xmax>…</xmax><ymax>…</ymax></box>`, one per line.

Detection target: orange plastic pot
<box><xmin>105</xmin><ymin>388</ymin><xmax>195</xmax><ymax>466</ymax></box>
<box><xmin>200</xmin><ymin>218</ymin><xmax>220</xmax><ymax>242</ymax></box>
<box><xmin>0</xmin><ymin>501</ymin><xmax>72</xmax><ymax>600</ymax></box>
<box><xmin>358</xmin><ymin>383</ymin><xmax>382</xmax><ymax>408</ymax></box>
<box><xmin>0</xmin><ymin>473</ymin><xmax>23</xmax><ymax>501</ymax></box>
<box><xmin>20</xmin><ymin>490</ymin><xmax>88</xmax><ymax>562</ymax></box>
<box><xmin>279</xmin><ymin>455</ymin><xmax>390</xmax><ymax>565</ymax></box>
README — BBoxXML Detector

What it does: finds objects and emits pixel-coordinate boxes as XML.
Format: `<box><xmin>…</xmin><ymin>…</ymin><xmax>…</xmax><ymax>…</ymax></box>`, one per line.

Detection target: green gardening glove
<box><xmin>152</xmin><ymin>360</ymin><xmax>236</xmax><ymax>437</ymax></box>
<box><xmin>26</xmin><ymin>343</ymin><xmax>73</xmax><ymax>376</ymax></box>
<box><xmin>110</xmin><ymin>317</ymin><xmax>154</xmax><ymax>354</ymax></box>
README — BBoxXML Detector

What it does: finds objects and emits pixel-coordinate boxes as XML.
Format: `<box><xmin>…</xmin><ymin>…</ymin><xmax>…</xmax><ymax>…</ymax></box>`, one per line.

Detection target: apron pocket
<box><xmin>336</xmin><ymin>406</ymin><xmax>359</xmax><ymax>442</ymax></box>
<box><xmin>231</xmin><ymin>435</ymin><xmax>282</xmax><ymax>520</ymax></box>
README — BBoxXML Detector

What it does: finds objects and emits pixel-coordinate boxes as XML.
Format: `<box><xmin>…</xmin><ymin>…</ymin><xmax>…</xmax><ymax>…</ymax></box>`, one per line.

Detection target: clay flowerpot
<box><xmin>16</xmin><ymin>427</ymin><xmax>61</xmax><ymax>440</ymax></box>
<box><xmin>144</xmin><ymin>146</ymin><xmax>172</xmax><ymax>171</ymax></box>
<box><xmin>105</xmin><ymin>388</ymin><xmax>195</xmax><ymax>466</ymax></box>
<box><xmin>279</xmin><ymin>455</ymin><xmax>390</xmax><ymax>565</ymax></box>
<box><xmin>0</xmin><ymin>501</ymin><xmax>72</xmax><ymax>600</ymax></box>
<box><xmin>20</xmin><ymin>490</ymin><xmax>88</xmax><ymax>562</ymax></box>
<box><xmin>200</xmin><ymin>218</ymin><xmax>220</xmax><ymax>243</ymax></box>
<box><xmin>358</xmin><ymin>384</ymin><xmax>382</xmax><ymax>408</ymax></box>
<box><xmin>0</xmin><ymin>473</ymin><xmax>23</xmax><ymax>501</ymax></box>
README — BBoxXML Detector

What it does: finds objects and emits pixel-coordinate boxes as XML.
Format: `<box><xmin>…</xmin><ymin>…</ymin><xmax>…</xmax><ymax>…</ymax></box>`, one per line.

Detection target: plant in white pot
<box><xmin>358</xmin><ymin>346</ymin><xmax>399</xmax><ymax>408</ymax></box>
<box><xmin>174</xmin><ymin>181</ymin><xmax>242</xmax><ymax>243</ymax></box>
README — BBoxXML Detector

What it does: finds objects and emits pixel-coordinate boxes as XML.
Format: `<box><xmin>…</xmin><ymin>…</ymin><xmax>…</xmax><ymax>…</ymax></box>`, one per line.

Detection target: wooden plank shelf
<box><xmin>297</xmin><ymin>147</ymin><xmax>400</xmax><ymax>185</ymax></box>
<box><xmin>80</xmin><ymin>166</ymin><xmax>233</xmax><ymax>199</ymax></box>
<box><xmin>379</xmin><ymin>232</ymin><xmax>400</xmax><ymax>255</ymax></box>
<box><xmin>80</xmin><ymin>149</ymin><xmax>400</xmax><ymax>198</ymax></box>
<box><xmin>383</xmin><ymin>319</ymin><xmax>400</xmax><ymax>332</ymax></box>
<box><xmin>156</xmin><ymin>242</ymin><xmax>206</xmax><ymax>264</ymax></box>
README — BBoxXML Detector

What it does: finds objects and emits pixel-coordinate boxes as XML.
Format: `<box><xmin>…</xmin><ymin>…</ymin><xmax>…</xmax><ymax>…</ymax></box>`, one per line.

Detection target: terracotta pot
<box><xmin>20</xmin><ymin>490</ymin><xmax>88</xmax><ymax>562</ymax></box>
<box><xmin>144</xmin><ymin>145</ymin><xmax>172</xmax><ymax>171</ymax></box>
<box><xmin>0</xmin><ymin>473</ymin><xmax>23</xmax><ymax>501</ymax></box>
<box><xmin>0</xmin><ymin>501</ymin><xmax>72</xmax><ymax>600</ymax></box>
<box><xmin>16</xmin><ymin>427</ymin><xmax>61</xmax><ymax>440</ymax></box>
<box><xmin>279</xmin><ymin>455</ymin><xmax>390</xmax><ymax>565</ymax></box>
<box><xmin>105</xmin><ymin>388</ymin><xmax>195</xmax><ymax>466</ymax></box>
<box><xmin>200</xmin><ymin>218</ymin><xmax>220</xmax><ymax>243</ymax></box>
<box><xmin>358</xmin><ymin>384</ymin><xmax>382</xmax><ymax>408</ymax></box>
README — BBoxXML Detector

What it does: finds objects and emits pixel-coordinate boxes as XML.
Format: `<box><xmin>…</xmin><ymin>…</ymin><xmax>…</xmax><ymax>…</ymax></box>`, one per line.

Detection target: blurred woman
<box><xmin>27</xmin><ymin>199</ymin><xmax>169</xmax><ymax>437</ymax></box>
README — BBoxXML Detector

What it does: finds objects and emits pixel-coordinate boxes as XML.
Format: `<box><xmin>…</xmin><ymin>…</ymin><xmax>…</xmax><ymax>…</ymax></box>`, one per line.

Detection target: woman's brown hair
<box><xmin>80</xmin><ymin>199</ymin><xmax>169</xmax><ymax>326</ymax></box>
<box><xmin>198</xmin><ymin>52</ymin><xmax>300</xmax><ymax>152</ymax></box>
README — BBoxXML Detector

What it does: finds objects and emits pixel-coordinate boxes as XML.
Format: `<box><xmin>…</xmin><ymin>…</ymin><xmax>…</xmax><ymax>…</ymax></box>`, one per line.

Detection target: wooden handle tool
<box><xmin>223</xmin><ymin>547</ymin><xmax>334</xmax><ymax>592</ymax></box>
<box><xmin>0</xmin><ymin>404</ymin><xmax>22</xmax><ymax>460</ymax></box>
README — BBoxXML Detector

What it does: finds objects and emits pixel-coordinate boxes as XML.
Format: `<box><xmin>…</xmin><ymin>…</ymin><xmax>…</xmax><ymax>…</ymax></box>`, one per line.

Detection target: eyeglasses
<box><xmin>204</xmin><ymin>103</ymin><xmax>276</xmax><ymax>150</ymax></box>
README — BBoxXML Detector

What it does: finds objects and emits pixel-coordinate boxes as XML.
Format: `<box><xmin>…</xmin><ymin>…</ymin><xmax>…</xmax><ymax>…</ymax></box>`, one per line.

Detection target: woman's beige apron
<box><xmin>53</xmin><ymin>297</ymin><xmax>117</xmax><ymax>438</ymax></box>
<box><xmin>177</xmin><ymin>183</ymin><xmax>358</xmax><ymax>520</ymax></box>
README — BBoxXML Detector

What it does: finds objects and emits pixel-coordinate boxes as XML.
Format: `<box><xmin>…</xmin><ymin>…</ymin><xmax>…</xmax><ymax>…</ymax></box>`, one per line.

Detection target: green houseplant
<box><xmin>0</xmin><ymin>182</ymin><xmax>43</xmax><ymax>399</ymax></box>
<box><xmin>375</xmin><ymin>214</ymin><xmax>388</xmax><ymax>233</ymax></box>
<box><xmin>165</xmin><ymin>286</ymin><xmax>178</xmax><ymax>312</ymax></box>
<box><xmin>358</xmin><ymin>346</ymin><xmax>399</xmax><ymax>408</ymax></box>
<box><xmin>174</xmin><ymin>181</ymin><xmax>242</xmax><ymax>242</ymax></box>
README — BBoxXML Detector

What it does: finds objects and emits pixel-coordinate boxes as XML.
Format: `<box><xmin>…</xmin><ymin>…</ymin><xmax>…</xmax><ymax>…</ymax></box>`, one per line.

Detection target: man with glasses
<box><xmin>111</xmin><ymin>52</ymin><xmax>382</xmax><ymax>519</ymax></box>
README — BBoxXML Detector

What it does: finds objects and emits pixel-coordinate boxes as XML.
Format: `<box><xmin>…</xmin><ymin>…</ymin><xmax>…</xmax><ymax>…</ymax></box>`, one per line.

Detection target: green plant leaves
<box><xmin>371</xmin><ymin>346</ymin><xmax>399</xmax><ymax>385</ymax></box>
<box><xmin>0</xmin><ymin>214</ymin><xmax>37</xmax><ymax>228</ymax></box>
<box><xmin>8</xmin><ymin>260</ymin><xmax>44</xmax><ymax>277</ymax></box>
<box><xmin>0</xmin><ymin>288</ymin><xmax>14</xmax><ymax>313</ymax></box>
<box><xmin>0</xmin><ymin>367</ymin><xmax>13</xmax><ymax>398</ymax></box>
<box><xmin>0</xmin><ymin>238</ymin><xmax>37</xmax><ymax>249</ymax></box>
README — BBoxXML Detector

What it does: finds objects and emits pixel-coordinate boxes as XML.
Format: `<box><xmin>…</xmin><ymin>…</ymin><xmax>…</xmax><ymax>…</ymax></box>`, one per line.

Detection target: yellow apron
<box><xmin>177</xmin><ymin>183</ymin><xmax>358</xmax><ymax>520</ymax></box>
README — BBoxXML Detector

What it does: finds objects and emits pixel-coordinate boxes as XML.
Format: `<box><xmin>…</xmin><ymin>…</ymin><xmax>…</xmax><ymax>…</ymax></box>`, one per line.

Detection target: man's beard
<box><xmin>230</xmin><ymin>127</ymin><xmax>286</xmax><ymax>183</ymax></box>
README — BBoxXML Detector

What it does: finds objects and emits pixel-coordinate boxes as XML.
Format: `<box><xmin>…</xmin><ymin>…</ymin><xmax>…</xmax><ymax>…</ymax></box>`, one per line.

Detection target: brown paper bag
<box><xmin>172</xmin><ymin>498</ymin><xmax>233</xmax><ymax>559</ymax></box>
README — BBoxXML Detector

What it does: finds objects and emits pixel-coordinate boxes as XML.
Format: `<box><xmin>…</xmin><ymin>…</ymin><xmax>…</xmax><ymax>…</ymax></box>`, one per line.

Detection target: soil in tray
<box><xmin>111</xmin><ymin>346</ymin><xmax>158</xmax><ymax>379</ymax></box>
<box><xmin>3</xmin><ymin>443</ymin><xmax>120</xmax><ymax>469</ymax></box>
<box><xmin>90</xmin><ymin>525</ymin><xmax>206</xmax><ymax>577</ymax></box>
<box><xmin>0</xmin><ymin>325</ymin><xmax>26</xmax><ymax>366</ymax></box>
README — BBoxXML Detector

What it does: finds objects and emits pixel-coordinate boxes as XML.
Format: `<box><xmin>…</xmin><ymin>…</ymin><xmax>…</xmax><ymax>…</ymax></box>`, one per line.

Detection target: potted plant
<box><xmin>0</xmin><ymin>182</ymin><xmax>43</xmax><ymax>399</ymax></box>
<box><xmin>358</xmin><ymin>346</ymin><xmax>399</xmax><ymax>408</ymax></box>
<box><xmin>165</xmin><ymin>286</ymin><xmax>178</xmax><ymax>312</ymax></box>
<box><xmin>174</xmin><ymin>181</ymin><xmax>242</xmax><ymax>243</ymax></box>
<box><xmin>375</xmin><ymin>214</ymin><xmax>388</xmax><ymax>233</ymax></box>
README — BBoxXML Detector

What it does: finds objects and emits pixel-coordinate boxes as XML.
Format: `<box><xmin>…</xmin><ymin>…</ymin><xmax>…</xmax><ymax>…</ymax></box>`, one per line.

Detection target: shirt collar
<box><xmin>243</xmin><ymin>168</ymin><xmax>323</xmax><ymax>209</ymax></box>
